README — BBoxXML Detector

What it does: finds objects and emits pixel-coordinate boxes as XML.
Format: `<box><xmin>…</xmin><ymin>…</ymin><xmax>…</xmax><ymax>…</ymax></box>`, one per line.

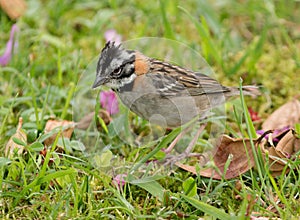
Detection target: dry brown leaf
<box><xmin>260</xmin><ymin>129</ymin><xmax>300</xmax><ymax>176</ymax></box>
<box><xmin>177</xmin><ymin>98</ymin><xmax>300</xmax><ymax>179</ymax></box>
<box><xmin>262</xmin><ymin>99</ymin><xmax>300</xmax><ymax>131</ymax></box>
<box><xmin>175</xmin><ymin>163</ymin><xmax>220</xmax><ymax>179</ymax></box>
<box><xmin>44</xmin><ymin>119</ymin><xmax>75</xmax><ymax>146</ymax></box>
<box><xmin>0</xmin><ymin>0</ymin><xmax>27</xmax><ymax>19</ymax></box>
<box><xmin>177</xmin><ymin>135</ymin><xmax>256</xmax><ymax>179</ymax></box>
<box><xmin>5</xmin><ymin>117</ymin><xmax>27</xmax><ymax>158</ymax></box>
<box><xmin>177</xmin><ymin>129</ymin><xmax>300</xmax><ymax>178</ymax></box>
<box><xmin>76</xmin><ymin>110</ymin><xmax>111</xmax><ymax>130</ymax></box>
<box><xmin>275</xmin><ymin>130</ymin><xmax>300</xmax><ymax>155</ymax></box>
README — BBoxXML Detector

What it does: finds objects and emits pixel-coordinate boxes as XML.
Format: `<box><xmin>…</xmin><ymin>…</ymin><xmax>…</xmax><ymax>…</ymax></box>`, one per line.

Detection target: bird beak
<box><xmin>92</xmin><ymin>76</ymin><xmax>108</xmax><ymax>89</ymax></box>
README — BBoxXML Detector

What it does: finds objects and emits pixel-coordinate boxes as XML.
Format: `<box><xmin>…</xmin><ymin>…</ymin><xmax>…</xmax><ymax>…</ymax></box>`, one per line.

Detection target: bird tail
<box><xmin>226</xmin><ymin>85</ymin><xmax>261</xmax><ymax>98</ymax></box>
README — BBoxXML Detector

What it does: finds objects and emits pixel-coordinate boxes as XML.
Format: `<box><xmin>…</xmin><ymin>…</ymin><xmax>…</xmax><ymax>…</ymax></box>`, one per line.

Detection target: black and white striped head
<box><xmin>92</xmin><ymin>41</ymin><xmax>136</xmax><ymax>89</ymax></box>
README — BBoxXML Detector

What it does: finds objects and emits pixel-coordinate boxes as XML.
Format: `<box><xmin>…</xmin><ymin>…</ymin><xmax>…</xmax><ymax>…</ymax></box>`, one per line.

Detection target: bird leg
<box><xmin>163</xmin><ymin>123</ymin><xmax>207</xmax><ymax>166</ymax></box>
<box><xmin>163</xmin><ymin>126</ymin><xmax>192</xmax><ymax>154</ymax></box>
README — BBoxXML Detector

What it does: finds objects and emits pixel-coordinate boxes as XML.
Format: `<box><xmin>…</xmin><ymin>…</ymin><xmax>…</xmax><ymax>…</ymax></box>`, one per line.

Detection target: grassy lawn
<box><xmin>1</xmin><ymin>0</ymin><xmax>299</xmax><ymax>219</ymax></box>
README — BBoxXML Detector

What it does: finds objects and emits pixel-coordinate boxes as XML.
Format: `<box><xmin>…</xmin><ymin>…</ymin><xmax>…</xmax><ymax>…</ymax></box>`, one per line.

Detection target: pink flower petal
<box><xmin>257</xmin><ymin>126</ymin><xmax>290</xmax><ymax>143</ymax></box>
<box><xmin>100</xmin><ymin>90</ymin><xmax>119</xmax><ymax>115</ymax></box>
<box><xmin>112</xmin><ymin>174</ymin><xmax>127</xmax><ymax>188</ymax></box>
<box><xmin>104</xmin><ymin>29</ymin><xmax>122</xmax><ymax>45</ymax></box>
<box><xmin>0</xmin><ymin>24</ymin><xmax>19</xmax><ymax>66</ymax></box>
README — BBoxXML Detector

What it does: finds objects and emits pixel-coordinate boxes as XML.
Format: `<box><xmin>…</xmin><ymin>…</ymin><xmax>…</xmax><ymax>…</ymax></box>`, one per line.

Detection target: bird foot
<box><xmin>162</xmin><ymin>152</ymin><xmax>204</xmax><ymax>167</ymax></box>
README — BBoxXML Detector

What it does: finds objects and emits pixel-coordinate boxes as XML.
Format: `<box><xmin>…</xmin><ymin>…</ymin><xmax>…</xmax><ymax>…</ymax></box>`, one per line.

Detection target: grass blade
<box><xmin>61</xmin><ymin>82</ymin><xmax>75</xmax><ymax>119</ymax></box>
<box><xmin>130</xmin><ymin>126</ymin><xmax>181</xmax><ymax>172</ymax></box>
<box><xmin>181</xmin><ymin>194</ymin><xmax>233</xmax><ymax>219</ymax></box>
<box><xmin>159</xmin><ymin>0</ymin><xmax>175</xmax><ymax>39</ymax></box>
<box><xmin>179</xmin><ymin>6</ymin><xmax>222</xmax><ymax>65</ymax></box>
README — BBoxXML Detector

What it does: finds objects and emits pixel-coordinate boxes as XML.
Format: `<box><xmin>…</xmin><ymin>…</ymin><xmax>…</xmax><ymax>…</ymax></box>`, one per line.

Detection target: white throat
<box><xmin>106</xmin><ymin>73</ymin><xmax>137</xmax><ymax>89</ymax></box>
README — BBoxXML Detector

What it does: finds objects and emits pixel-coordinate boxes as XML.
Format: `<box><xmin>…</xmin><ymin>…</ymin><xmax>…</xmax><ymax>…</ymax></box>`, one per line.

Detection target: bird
<box><xmin>92</xmin><ymin>41</ymin><xmax>259</xmax><ymax>128</ymax></box>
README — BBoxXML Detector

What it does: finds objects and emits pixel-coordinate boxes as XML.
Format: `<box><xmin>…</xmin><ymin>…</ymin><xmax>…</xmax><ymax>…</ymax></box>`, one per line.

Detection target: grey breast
<box><xmin>117</xmin><ymin>74</ymin><xmax>206</xmax><ymax>128</ymax></box>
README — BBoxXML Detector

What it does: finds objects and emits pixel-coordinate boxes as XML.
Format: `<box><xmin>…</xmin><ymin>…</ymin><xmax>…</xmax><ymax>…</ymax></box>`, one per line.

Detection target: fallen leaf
<box><xmin>76</xmin><ymin>110</ymin><xmax>111</xmax><ymax>130</ymax></box>
<box><xmin>262</xmin><ymin>99</ymin><xmax>300</xmax><ymax>131</ymax></box>
<box><xmin>245</xmin><ymin>194</ymin><xmax>257</xmax><ymax>217</ymax></box>
<box><xmin>0</xmin><ymin>0</ymin><xmax>27</xmax><ymax>19</ymax></box>
<box><xmin>260</xmin><ymin>129</ymin><xmax>300</xmax><ymax>176</ymax></box>
<box><xmin>265</xmin><ymin>194</ymin><xmax>284</xmax><ymax>217</ymax></box>
<box><xmin>177</xmin><ymin>129</ymin><xmax>300</xmax><ymax>178</ymax></box>
<box><xmin>275</xmin><ymin>129</ymin><xmax>300</xmax><ymax>155</ymax></box>
<box><xmin>233</xmin><ymin>180</ymin><xmax>243</xmax><ymax>199</ymax></box>
<box><xmin>250</xmin><ymin>216</ymin><xmax>270</xmax><ymax>220</ymax></box>
<box><xmin>177</xmin><ymin>99</ymin><xmax>300</xmax><ymax>179</ymax></box>
<box><xmin>44</xmin><ymin>119</ymin><xmax>75</xmax><ymax>146</ymax></box>
<box><xmin>5</xmin><ymin>117</ymin><xmax>27</xmax><ymax>158</ymax></box>
<box><xmin>177</xmin><ymin>135</ymin><xmax>256</xmax><ymax>179</ymax></box>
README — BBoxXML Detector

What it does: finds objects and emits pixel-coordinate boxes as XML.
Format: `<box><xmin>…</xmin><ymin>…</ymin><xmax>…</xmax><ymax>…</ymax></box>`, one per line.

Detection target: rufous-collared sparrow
<box><xmin>92</xmin><ymin>41</ymin><xmax>259</xmax><ymax>128</ymax></box>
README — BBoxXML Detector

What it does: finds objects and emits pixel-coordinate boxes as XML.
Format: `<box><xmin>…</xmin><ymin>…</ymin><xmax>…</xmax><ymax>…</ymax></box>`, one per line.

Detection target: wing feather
<box><xmin>148</xmin><ymin>59</ymin><xmax>230</xmax><ymax>96</ymax></box>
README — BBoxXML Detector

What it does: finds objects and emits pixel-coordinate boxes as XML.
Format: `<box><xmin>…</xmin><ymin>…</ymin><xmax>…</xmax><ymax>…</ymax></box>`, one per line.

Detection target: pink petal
<box><xmin>100</xmin><ymin>90</ymin><xmax>119</xmax><ymax>115</ymax></box>
<box><xmin>112</xmin><ymin>174</ymin><xmax>127</xmax><ymax>188</ymax></box>
<box><xmin>0</xmin><ymin>24</ymin><xmax>19</xmax><ymax>66</ymax></box>
<box><xmin>104</xmin><ymin>29</ymin><xmax>122</xmax><ymax>45</ymax></box>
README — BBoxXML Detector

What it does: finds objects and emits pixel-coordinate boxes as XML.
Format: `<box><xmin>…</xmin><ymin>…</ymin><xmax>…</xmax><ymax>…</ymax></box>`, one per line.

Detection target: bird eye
<box><xmin>113</xmin><ymin>67</ymin><xmax>122</xmax><ymax>76</ymax></box>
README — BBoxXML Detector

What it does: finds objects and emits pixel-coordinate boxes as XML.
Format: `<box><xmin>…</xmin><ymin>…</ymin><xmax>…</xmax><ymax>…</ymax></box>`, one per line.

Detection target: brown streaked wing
<box><xmin>148</xmin><ymin>58</ymin><xmax>229</xmax><ymax>96</ymax></box>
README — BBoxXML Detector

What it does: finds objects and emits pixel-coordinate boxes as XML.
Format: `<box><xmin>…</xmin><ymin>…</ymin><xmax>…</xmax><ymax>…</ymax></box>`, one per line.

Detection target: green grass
<box><xmin>1</xmin><ymin>0</ymin><xmax>300</xmax><ymax>218</ymax></box>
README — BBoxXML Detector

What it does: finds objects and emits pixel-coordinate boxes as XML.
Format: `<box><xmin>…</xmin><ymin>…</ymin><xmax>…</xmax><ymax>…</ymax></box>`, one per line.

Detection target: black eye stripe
<box><xmin>111</xmin><ymin>62</ymin><xmax>133</xmax><ymax>77</ymax></box>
